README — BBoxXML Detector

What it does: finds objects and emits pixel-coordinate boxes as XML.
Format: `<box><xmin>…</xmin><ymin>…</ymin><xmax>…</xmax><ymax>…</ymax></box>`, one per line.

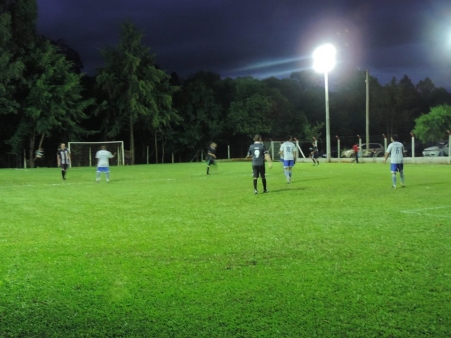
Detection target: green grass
<box><xmin>1</xmin><ymin>162</ymin><xmax>450</xmax><ymax>337</ymax></box>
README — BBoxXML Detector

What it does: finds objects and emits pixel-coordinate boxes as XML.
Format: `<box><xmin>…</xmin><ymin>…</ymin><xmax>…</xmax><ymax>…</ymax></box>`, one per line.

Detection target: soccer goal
<box><xmin>68</xmin><ymin>141</ymin><xmax>125</xmax><ymax>167</ymax></box>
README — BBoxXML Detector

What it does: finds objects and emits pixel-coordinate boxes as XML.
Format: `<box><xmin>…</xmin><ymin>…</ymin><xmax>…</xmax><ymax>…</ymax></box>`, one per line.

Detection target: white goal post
<box><xmin>68</xmin><ymin>141</ymin><xmax>125</xmax><ymax>167</ymax></box>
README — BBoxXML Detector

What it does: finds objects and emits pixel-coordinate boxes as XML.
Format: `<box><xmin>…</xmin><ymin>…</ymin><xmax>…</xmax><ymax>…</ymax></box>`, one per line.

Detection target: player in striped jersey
<box><xmin>57</xmin><ymin>143</ymin><xmax>71</xmax><ymax>180</ymax></box>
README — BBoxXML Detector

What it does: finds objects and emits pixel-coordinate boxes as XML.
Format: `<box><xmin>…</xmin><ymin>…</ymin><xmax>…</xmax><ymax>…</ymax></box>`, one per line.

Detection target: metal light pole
<box><xmin>365</xmin><ymin>70</ymin><xmax>370</xmax><ymax>153</ymax></box>
<box><xmin>313</xmin><ymin>44</ymin><xmax>336</xmax><ymax>162</ymax></box>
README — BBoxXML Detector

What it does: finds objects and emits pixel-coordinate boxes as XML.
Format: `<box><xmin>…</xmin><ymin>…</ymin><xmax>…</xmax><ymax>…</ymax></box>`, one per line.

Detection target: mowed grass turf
<box><xmin>0</xmin><ymin>161</ymin><xmax>450</xmax><ymax>337</ymax></box>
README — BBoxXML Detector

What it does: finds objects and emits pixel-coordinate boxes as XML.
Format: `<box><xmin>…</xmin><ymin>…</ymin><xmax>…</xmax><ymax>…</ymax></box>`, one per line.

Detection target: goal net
<box><xmin>68</xmin><ymin>141</ymin><xmax>125</xmax><ymax>167</ymax></box>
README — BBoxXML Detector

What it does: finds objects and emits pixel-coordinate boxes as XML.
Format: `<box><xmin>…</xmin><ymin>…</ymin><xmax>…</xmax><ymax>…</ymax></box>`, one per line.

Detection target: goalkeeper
<box><xmin>96</xmin><ymin>146</ymin><xmax>116</xmax><ymax>183</ymax></box>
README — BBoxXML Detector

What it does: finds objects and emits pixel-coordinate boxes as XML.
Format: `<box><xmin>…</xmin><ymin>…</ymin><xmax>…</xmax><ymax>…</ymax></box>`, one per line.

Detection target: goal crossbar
<box><xmin>68</xmin><ymin>141</ymin><xmax>125</xmax><ymax>167</ymax></box>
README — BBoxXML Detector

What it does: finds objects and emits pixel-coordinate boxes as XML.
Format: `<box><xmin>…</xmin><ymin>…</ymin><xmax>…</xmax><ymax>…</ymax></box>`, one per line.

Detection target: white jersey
<box><xmin>386</xmin><ymin>141</ymin><xmax>404</xmax><ymax>164</ymax></box>
<box><xmin>280</xmin><ymin>141</ymin><xmax>296</xmax><ymax>160</ymax></box>
<box><xmin>96</xmin><ymin>150</ymin><xmax>114</xmax><ymax>167</ymax></box>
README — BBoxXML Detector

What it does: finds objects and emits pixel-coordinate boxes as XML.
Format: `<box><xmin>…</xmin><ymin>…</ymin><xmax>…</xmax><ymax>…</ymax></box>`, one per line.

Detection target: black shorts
<box><xmin>60</xmin><ymin>164</ymin><xmax>69</xmax><ymax>170</ymax></box>
<box><xmin>207</xmin><ymin>158</ymin><xmax>215</xmax><ymax>165</ymax></box>
<box><xmin>252</xmin><ymin>165</ymin><xmax>266</xmax><ymax>179</ymax></box>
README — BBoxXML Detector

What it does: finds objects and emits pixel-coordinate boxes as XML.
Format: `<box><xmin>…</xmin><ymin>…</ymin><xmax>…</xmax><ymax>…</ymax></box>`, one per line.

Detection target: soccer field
<box><xmin>1</xmin><ymin>162</ymin><xmax>450</xmax><ymax>337</ymax></box>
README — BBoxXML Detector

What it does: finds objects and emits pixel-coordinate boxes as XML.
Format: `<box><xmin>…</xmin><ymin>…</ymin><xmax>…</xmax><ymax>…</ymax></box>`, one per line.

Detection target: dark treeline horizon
<box><xmin>1</xmin><ymin>1</ymin><xmax>451</xmax><ymax>168</ymax></box>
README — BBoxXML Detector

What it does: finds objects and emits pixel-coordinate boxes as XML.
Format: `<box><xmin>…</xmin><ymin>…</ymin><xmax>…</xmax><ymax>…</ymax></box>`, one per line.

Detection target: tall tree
<box><xmin>2</xmin><ymin>0</ymin><xmax>91</xmax><ymax>167</ymax></box>
<box><xmin>8</xmin><ymin>38</ymin><xmax>93</xmax><ymax>167</ymax></box>
<box><xmin>173</xmin><ymin>71</ymin><xmax>224</xmax><ymax>161</ymax></box>
<box><xmin>372</xmin><ymin>76</ymin><xmax>418</xmax><ymax>137</ymax></box>
<box><xmin>412</xmin><ymin>104</ymin><xmax>451</xmax><ymax>143</ymax></box>
<box><xmin>96</xmin><ymin>20</ymin><xmax>173</xmax><ymax>164</ymax></box>
<box><xmin>227</xmin><ymin>77</ymin><xmax>273</xmax><ymax>138</ymax></box>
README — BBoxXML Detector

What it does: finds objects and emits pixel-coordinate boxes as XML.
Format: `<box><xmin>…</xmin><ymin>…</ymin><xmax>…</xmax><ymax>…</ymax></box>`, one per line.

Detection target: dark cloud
<box><xmin>36</xmin><ymin>0</ymin><xmax>451</xmax><ymax>89</ymax></box>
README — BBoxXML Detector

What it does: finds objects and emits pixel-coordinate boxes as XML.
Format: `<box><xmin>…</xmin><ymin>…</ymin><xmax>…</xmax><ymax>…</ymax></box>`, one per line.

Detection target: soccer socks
<box><xmin>262</xmin><ymin>178</ymin><xmax>267</xmax><ymax>191</ymax></box>
<box><xmin>392</xmin><ymin>173</ymin><xmax>397</xmax><ymax>187</ymax></box>
<box><xmin>106</xmin><ymin>172</ymin><xmax>110</xmax><ymax>181</ymax></box>
<box><xmin>61</xmin><ymin>170</ymin><xmax>66</xmax><ymax>179</ymax></box>
<box><xmin>253</xmin><ymin>178</ymin><xmax>258</xmax><ymax>190</ymax></box>
<box><xmin>400</xmin><ymin>171</ymin><xmax>405</xmax><ymax>186</ymax></box>
<box><xmin>206</xmin><ymin>166</ymin><xmax>210</xmax><ymax>175</ymax></box>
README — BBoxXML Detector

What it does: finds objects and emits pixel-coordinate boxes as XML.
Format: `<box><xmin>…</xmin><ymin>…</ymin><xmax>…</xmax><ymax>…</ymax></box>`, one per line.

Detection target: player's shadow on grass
<box><xmin>413</xmin><ymin>182</ymin><xmax>448</xmax><ymax>187</ymax></box>
<box><xmin>268</xmin><ymin>187</ymin><xmax>307</xmax><ymax>193</ymax></box>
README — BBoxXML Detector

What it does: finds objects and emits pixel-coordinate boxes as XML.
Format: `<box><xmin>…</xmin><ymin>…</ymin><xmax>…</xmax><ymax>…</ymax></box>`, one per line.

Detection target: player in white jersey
<box><xmin>384</xmin><ymin>134</ymin><xmax>405</xmax><ymax>189</ymax></box>
<box><xmin>279</xmin><ymin>136</ymin><xmax>296</xmax><ymax>183</ymax></box>
<box><xmin>95</xmin><ymin>146</ymin><xmax>116</xmax><ymax>183</ymax></box>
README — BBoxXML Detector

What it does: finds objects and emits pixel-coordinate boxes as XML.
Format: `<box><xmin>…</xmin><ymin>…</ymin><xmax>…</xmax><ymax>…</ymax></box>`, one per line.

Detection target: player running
<box><xmin>310</xmin><ymin>137</ymin><xmax>319</xmax><ymax>166</ymax></box>
<box><xmin>206</xmin><ymin>142</ymin><xmax>217</xmax><ymax>175</ymax></box>
<box><xmin>279</xmin><ymin>136</ymin><xmax>296</xmax><ymax>183</ymax></box>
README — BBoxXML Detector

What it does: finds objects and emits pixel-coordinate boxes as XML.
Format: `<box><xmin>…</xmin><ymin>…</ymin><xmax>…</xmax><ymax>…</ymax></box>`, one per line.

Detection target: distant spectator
<box><xmin>352</xmin><ymin>144</ymin><xmax>359</xmax><ymax>163</ymax></box>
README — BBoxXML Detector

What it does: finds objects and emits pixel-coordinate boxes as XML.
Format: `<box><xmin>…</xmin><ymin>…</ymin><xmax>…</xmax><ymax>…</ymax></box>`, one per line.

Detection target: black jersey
<box><xmin>207</xmin><ymin>145</ymin><xmax>216</xmax><ymax>159</ymax></box>
<box><xmin>247</xmin><ymin>142</ymin><xmax>268</xmax><ymax>166</ymax></box>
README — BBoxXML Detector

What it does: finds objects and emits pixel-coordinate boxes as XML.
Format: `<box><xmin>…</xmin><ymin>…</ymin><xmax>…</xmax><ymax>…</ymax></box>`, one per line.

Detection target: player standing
<box><xmin>352</xmin><ymin>143</ymin><xmax>359</xmax><ymax>163</ymax></box>
<box><xmin>57</xmin><ymin>143</ymin><xmax>71</xmax><ymax>180</ymax></box>
<box><xmin>384</xmin><ymin>134</ymin><xmax>405</xmax><ymax>189</ymax></box>
<box><xmin>246</xmin><ymin>134</ymin><xmax>272</xmax><ymax>194</ymax></box>
<box><xmin>206</xmin><ymin>142</ymin><xmax>217</xmax><ymax>175</ymax></box>
<box><xmin>96</xmin><ymin>145</ymin><xmax>116</xmax><ymax>183</ymax></box>
<box><xmin>279</xmin><ymin>136</ymin><xmax>296</xmax><ymax>183</ymax></box>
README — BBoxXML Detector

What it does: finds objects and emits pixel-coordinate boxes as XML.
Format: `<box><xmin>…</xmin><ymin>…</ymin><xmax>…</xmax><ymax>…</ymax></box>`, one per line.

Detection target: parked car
<box><xmin>422</xmin><ymin>142</ymin><xmax>449</xmax><ymax>156</ymax></box>
<box><xmin>341</xmin><ymin>143</ymin><xmax>385</xmax><ymax>158</ymax></box>
<box><xmin>321</xmin><ymin>149</ymin><xmax>339</xmax><ymax>158</ymax></box>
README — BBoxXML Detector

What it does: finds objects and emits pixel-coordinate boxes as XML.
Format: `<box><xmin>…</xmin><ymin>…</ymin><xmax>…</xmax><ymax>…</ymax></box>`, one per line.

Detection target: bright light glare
<box><xmin>312</xmin><ymin>44</ymin><xmax>336</xmax><ymax>73</ymax></box>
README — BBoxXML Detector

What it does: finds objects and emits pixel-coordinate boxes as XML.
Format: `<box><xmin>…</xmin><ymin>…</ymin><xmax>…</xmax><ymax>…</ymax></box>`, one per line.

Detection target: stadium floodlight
<box><xmin>313</xmin><ymin>43</ymin><xmax>336</xmax><ymax>162</ymax></box>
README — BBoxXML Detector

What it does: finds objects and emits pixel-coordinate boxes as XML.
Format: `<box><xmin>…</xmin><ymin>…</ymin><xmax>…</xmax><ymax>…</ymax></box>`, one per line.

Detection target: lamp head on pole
<box><xmin>312</xmin><ymin>44</ymin><xmax>336</xmax><ymax>73</ymax></box>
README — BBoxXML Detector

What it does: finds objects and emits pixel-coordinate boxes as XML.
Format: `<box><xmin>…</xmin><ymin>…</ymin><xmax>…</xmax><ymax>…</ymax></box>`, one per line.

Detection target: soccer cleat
<box><xmin>401</xmin><ymin>184</ymin><xmax>405</xmax><ymax>188</ymax></box>
<box><xmin>106</xmin><ymin>180</ymin><xmax>110</xmax><ymax>183</ymax></box>
<box><xmin>254</xmin><ymin>189</ymin><xmax>258</xmax><ymax>194</ymax></box>
<box><xmin>392</xmin><ymin>186</ymin><xmax>396</xmax><ymax>189</ymax></box>
<box><xmin>263</xmin><ymin>189</ymin><xmax>269</xmax><ymax>193</ymax></box>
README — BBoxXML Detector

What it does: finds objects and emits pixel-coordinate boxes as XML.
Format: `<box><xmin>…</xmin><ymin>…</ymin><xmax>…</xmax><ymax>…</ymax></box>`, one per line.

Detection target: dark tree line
<box><xmin>1</xmin><ymin>0</ymin><xmax>450</xmax><ymax>168</ymax></box>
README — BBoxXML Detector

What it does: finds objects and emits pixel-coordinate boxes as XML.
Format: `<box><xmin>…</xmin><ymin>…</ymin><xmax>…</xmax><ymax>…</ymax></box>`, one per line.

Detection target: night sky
<box><xmin>36</xmin><ymin>0</ymin><xmax>451</xmax><ymax>89</ymax></box>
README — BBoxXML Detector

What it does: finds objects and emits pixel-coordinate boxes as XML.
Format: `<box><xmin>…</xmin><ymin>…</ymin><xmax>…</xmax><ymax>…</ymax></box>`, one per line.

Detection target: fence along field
<box><xmin>1</xmin><ymin>162</ymin><xmax>450</xmax><ymax>337</ymax></box>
